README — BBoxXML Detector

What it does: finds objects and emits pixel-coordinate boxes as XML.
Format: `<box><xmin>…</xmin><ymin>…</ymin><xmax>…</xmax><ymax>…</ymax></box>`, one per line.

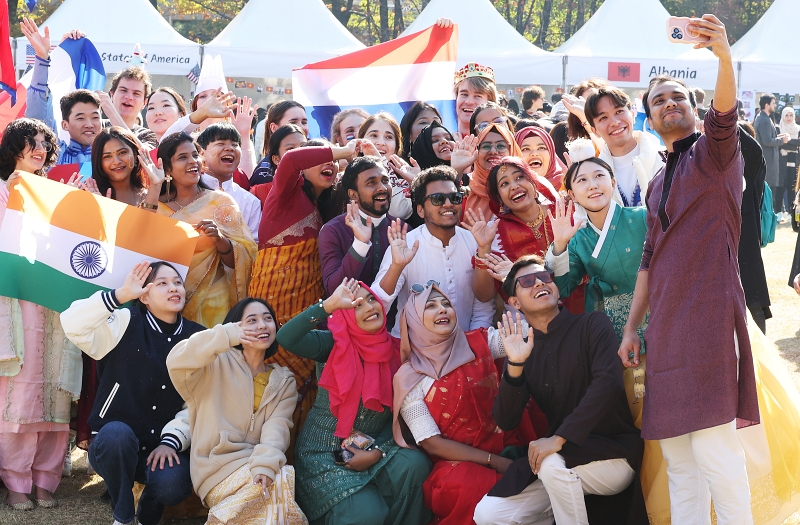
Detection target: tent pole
<box><xmin>200</xmin><ymin>44</ymin><xmax>205</xmax><ymax>67</ymax></box>
<box><xmin>12</xmin><ymin>38</ymin><xmax>17</xmax><ymax>80</ymax></box>
<box><xmin>736</xmin><ymin>61</ymin><xmax>741</xmax><ymax>92</ymax></box>
<box><xmin>562</xmin><ymin>55</ymin><xmax>567</xmax><ymax>91</ymax></box>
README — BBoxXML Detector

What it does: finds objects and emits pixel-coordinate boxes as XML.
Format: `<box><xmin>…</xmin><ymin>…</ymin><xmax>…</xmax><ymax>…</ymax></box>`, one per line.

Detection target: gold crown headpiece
<box><xmin>454</xmin><ymin>62</ymin><xmax>495</xmax><ymax>85</ymax></box>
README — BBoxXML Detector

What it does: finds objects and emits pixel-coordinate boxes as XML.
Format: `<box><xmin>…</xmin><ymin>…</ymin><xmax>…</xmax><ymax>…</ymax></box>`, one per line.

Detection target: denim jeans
<box><xmin>88</xmin><ymin>421</ymin><xmax>192</xmax><ymax>525</ymax></box>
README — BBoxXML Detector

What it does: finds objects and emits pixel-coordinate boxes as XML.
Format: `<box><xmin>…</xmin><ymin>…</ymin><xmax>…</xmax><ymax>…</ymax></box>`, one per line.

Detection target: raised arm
<box><xmin>166</xmin><ymin>323</ymin><xmax>241</xmax><ymax>401</ymax></box>
<box><xmin>319</xmin><ymin>202</ymin><xmax>373</xmax><ymax>296</ymax></box>
<box><xmin>690</xmin><ymin>15</ymin><xmax>734</xmax><ymax>114</ymax></box>
<box><xmin>21</xmin><ymin>18</ymin><xmax>55</xmax><ymax>130</ymax></box>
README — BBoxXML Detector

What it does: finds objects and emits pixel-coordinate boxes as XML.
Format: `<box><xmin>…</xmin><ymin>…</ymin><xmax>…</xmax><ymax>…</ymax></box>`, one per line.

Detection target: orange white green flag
<box><xmin>0</xmin><ymin>173</ymin><xmax>199</xmax><ymax>312</ymax></box>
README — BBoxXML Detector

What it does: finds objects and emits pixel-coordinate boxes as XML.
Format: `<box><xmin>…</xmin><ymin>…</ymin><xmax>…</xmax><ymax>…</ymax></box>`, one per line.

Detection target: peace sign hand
<box><xmin>547</xmin><ymin>199</ymin><xmax>584</xmax><ymax>255</ymax></box>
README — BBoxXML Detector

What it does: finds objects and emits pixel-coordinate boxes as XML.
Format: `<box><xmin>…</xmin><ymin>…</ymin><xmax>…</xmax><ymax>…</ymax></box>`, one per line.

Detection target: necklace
<box><xmin>167</xmin><ymin>188</ymin><xmax>202</xmax><ymax>213</ymax></box>
<box><xmin>525</xmin><ymin>205</ymin><xmax>551</xmax><ymax>247</ymax></box>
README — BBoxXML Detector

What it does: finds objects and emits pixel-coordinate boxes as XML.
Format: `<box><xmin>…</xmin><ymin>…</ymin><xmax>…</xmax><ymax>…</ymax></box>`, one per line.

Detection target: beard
<box><xmin>359</xmin><ymin>194</ymin><xmax>390</xmax><ymax>217</ymax></box>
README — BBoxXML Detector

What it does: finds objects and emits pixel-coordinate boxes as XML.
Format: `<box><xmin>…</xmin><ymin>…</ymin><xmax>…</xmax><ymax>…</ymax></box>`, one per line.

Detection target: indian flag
<box><xmin>0</xmin><ymin>173</ymin><xmax>199</xmax><ymax>312</ymax></box>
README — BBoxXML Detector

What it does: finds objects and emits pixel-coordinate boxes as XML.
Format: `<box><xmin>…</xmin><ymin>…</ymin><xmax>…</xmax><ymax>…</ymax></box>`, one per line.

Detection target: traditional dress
<box><xmin>249</xmin><ymin>146</ymin><xmax>334</xmax><ymax>457</ymax></box>
<box><xmin>158</xmin><ymin>190</ymin><xmax>256</xmax><ymax>328</ymax></box>
<box><xmin>393</xmin><ymin>285</ymin><xmax>536</xmax><ymax>525</ymax></box>
<box><xmin>465</xmin><ymin>124</ymin><xmax>522</xmax><ymax>219</ymax></box>
<box><xmin>0</xmin><ymin>179</ymin><xmax>80</xmax><ymax>496</ymax></box>
<box><xmin>277</xmin><ymin>287</ymin><xmax>432</xmax><ymax>524</ymax></box>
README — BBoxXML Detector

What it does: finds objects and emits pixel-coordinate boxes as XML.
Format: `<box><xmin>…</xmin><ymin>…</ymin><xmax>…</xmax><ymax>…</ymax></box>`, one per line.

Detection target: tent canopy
<box><xmin>205</xmin><ymin>0</ymin><xmax>365</xmax><ymax>78</ymax></box>
<box><xmin>556</xmin><ymin>0</ymin><xmax>717</xmax><ymax>88</ymax></box>
<box><xmin>16</xmin><ymin>0</ymin><xmax>201</xmax><ymax>76</ymax></box>
<box><xmin>732</xmin><ymin>0</ymin><xmax>800</xmax><ymax>93</ymax></box>
<box><xmin>401</xmin><ymin>0</ymin><xmax>562</xmax><ymax>85</ymax></box>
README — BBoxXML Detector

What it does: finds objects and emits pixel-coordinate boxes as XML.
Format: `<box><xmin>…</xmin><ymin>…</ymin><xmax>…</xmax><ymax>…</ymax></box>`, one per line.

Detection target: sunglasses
<box><xmin>411</xmin><ymin>280</ymin><xmax>439</xmax><ymax>294</ymax></box>
<box><xmin>424</xmin><ymin>192</ymin><xmax>463</xmax><ymax>206</ymax></box>
<box><xmin>478</xmin><ymin>141</ymin><xmax>510</xmax><ymax>154</ymax></box>
<box><xmin>514</xmin><ymin>271</ymin><xmax>555</xmax><ymax>290</ymax></box>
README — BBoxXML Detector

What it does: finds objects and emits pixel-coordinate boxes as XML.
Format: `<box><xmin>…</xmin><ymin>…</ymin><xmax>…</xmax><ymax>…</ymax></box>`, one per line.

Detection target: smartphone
<box><xmin>666</xmin><ymin>17</ymin><xmax>707</xmax><ymax>44</ymax></box>
<box><xmin>332</xmin><ymin>449</ymin><xmax>347</xmax><ymax>465</ymax></box>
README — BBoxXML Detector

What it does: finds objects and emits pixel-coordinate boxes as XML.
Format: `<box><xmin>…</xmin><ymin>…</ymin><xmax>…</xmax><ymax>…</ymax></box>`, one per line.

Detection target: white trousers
<box><xmin>473</xmin><ymin>454</ymin><xmax>635</xmax><ymax>525</ymax></box>
<box><xmin>659</xmin><ymin>420</ymin><xmax>753</xmax><ymax>525</ymax></box>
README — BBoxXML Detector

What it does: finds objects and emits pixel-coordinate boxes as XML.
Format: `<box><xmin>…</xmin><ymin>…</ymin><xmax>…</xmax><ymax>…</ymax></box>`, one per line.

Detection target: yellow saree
<box><xmin>158</xmin><ymin>191</ymin><xmax>256</xmax><ymax>328</ymax></box>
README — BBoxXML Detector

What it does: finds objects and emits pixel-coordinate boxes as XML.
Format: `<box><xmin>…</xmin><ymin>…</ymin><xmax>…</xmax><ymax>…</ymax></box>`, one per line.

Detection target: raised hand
<box><xmin>5</xmin><ymin>171</ymin><xmax>22</xmax><ymax>190</ymax></box>
<box><xmin>435</xmin><ymin>18</ymin><xmax>454</xmax><ymax>28</ymax></box>
<box><xmin>78</xmin><ymin>177</ymin><xmax>112</xmax><ymax>198</ymax></box>
<box><xmin>450</xmin><ymin>135</ymin><xmax>479</xmax><ymax>174</ymax></box>
<box><xmin>387</xmin><ymin>218</ymin><xmax>419</xmax><ymax>268</ymax></box>
<box><xmin>355</xmin><ymin>139</ymin><xmax>380</xmax><ymax>158</ymax></box>
<box><xmin>498</xmin><ymin>312</ymin><xmax>534</xmax><ymax>365</ymax></box>
<box><xmin>561</xmin><ymin>94</ymin><xmax>587</xmax><ymax>122</ymax></box>
<box><xmin>387</xmin><ymin>154</ymin><xmax>420</xmax><ymax>184</ymax></box>
<box><xmin>232</xmin><ymin>96</ymin><xmax>258</xmax><ymax>137</ymax></box>
<box><xmin>344</xmin><ymin>201</ymin><xmax>372</xmax><ymax>243</ymax></box>
<box><xmin>139</xmin><ymin>150</ymin><xmax>165</xmax><ymax>187</ymax></box>
<box><xmin>198</xmin><ymin>90</ymin><xmax>235</xmax><ymax>121</ymax></box>
<box><xmin>322</xmin><ymin>278</ymin><xmax>362</xmax><ymax>313</ymax></box>
<box><xmin>548</xmin><ymin>199</ymin><xmax>584</xmax><ymax>256</ymax></box>
<box><xmin>688</xmin><ymin>14</ymin><xmax>729</xmax><ymax>55</ymax></box>
<box><xmin>20</xmin><ymin>17</ymin><xmax>50</xmax><ymax>60</ymax></box>
<box><xmin>460</xmin><ymin>208</ymin><xmax>497</xmax><ymax>251</ymax></box>
<box><xmin>485</xmin><ymin>253</ymin><xmax>513</xmax><ymax>282</ymax></box>
<box><xmin>235</xmin><ymin>322</ymin><xmax>262</xmax><ymax>349</ymax></box>
<box><xmin>115</xmin><ymin>261</ymin><xmax>154</xmax><ymax>304</ymax></box>
<box><xmin>62</xmin><ymin>172</ymin><xmax>82</xmax><ymax>188</ymax></box>
<box><xmin>336</xmin><ymin>139</ymin><xmax>359</xmax><ymax>161</ymax></box>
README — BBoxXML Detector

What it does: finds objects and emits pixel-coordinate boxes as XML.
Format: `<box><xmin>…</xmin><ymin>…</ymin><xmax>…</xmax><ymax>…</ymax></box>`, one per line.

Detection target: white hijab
<box><xmin>780</xmin><ymin>107</ymin><xmax>799</xmax><ymax>139</ymax></box>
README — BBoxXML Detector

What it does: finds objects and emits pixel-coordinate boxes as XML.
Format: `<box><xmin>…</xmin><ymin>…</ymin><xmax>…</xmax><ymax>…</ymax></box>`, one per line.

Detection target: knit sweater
<box><xmin>167</xmin><ymin>323</ymin><xmax>297</xmax><ymax>502</ymax></box>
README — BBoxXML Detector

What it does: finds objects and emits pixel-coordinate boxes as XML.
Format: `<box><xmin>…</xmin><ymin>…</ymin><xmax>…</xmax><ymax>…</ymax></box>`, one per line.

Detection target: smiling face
<box><xmin>430</xmin><ymin>127</ymin><xmax>454</xmax><ymax>161</ymax></box>
<box><xmin>303</xmin><ymin>155</ymin><xmax>338</xmax><ymax>196</ymax></box>
<box><xmin>497</xmin><ymin>166</ymin><xmax>537</xmax><ymax>213</ymax></box>
<box><xmin>422</xmin><ymin>290</ymin><xmax>456</xmax><ymax>336</ymax></box>
<box><xmin>353</xmin><ymin>287</ymin><xmax>384</xmax><ymax>333</ymax></box>
<box><xmin>277</xmin><ymin>106</ymin><xmax>310</xmax><ymax>138</ymax></box>
<box><xmin>146</xmin><ymin>91</ymin><xmax>182</xmax><ymax>137</ymax></box>
<box><xmin>101</xmin><ymin>138</ymin><xmax>135</xmax><ymax>184</ymax></box>
<box><xmin>167</xmin><ymin>141</ymin><xmax>201</xmax><ymax>188</ymax></box>
<box><xmin>591</xmin><ymin>96</ymin><xmax>634</xmax><ymax>152</ymax></box>
<box><xmin>418</xmin><ymin>179</ymin><xmax>461</xmax><ymax>228</ymax></box>
<box><xmin>350</xmin><ymin>165</ymin><xmax>391</xmax><ymax>217</ymax></box>
<box><xmin>456</xmin><ymin>80</ymin><xmax>488</xmax><ymax>128</ymax></box>
<box><xmin>63</xmin><ymin>102</ymin><xmax>102</xmax><ymax>147</ymax></box>
<box><xmin>474</xmin><ymin>107</ymin><xmax>506</xmax><ymax>134</ymax></box>
<box><xmin>507</xmin><ymin>263</ymin><xmax>559</xmax><ymax>316</ymax></box>
<box><xmin>568</xmin><ymin>161</ymin><xmax>615</xmax><ymax>213</ymax></box>
<box><xmin>272</xmin><ymin>132</ymin><xmax>306</xmax><ymax>167</ymax></box>
<box><xmin>410</xmin><ymin>109</ymin><xmax>442</xmax><ymax>143</ymax></box>
<box><xmin>240</xmin><ymin>301</ymin><xmax>277</xmax><ymax>353</ymax></box>
<box><xmin>363</xmin><ymin>120</ymin><xmax>397</xmax><ymax>157</ymax></box>
<box><xmin>519</xmin><ymin>135</ymin><xmax>551</xmax><ymax>175</ymax></box>
<box><xmin>337</xmin><ymin>113</ymin><xmax>366</xmax><ymax>145</ymax></box>
<box><xmin>646</xmin><ymin>81</ymin><xmax>697</xmax><ymax>141</ymax></box>
<box><xmin>139</xmin><ymin>265</ymin><xmax>186</xmax><ymax>317</ymax></box>
<box><xmin>477</xmin><ymin>131</ymin><xmax>508</xmax><ymax>171</ymax></box>
<box><xmin>111</xmin><ymin>77</ymin><xmax>147</xmax><ymax>124</ymax></box>
<box><xmin>17</xmin><ymin>132</ymin><xmax>49</xmax><ymax>173</ymax></box>
<box><xmin>203</xmin><ymin>139</ymin><xmax>241</xmax><ymax>179</ymax></box>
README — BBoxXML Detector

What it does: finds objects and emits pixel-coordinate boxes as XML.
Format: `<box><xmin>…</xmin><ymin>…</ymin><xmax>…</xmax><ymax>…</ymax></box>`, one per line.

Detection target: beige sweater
<box><xmin>167</xmin><ymin>323</ymin><xmax>297</xmax><ymax>502</ymax></box>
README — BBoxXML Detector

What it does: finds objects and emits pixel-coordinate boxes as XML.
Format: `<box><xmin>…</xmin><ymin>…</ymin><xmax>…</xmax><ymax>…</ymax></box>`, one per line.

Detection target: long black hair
<box><xmin>157</xmin><ymin>132</ymin><xmax>212</xmax><ymax>197</ymax></box>
<box><xmin>400</xmin><ymin>101</ymin><xmax>443</xmax><ymax>161</ymax></box>
<box><xmin>223</xmin><ymin>297</ymin><xmax>279</xmax><ymax>358</ymax></box>
<box><xmin>91</xmin><ymin>126</ymin><xmax>146</xmax><ymax>199</ymax></box>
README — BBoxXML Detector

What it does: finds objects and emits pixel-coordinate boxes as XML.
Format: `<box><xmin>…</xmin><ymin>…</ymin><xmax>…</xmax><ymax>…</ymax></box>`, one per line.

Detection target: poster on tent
<box><xmin>15</xmin><ymin>42</ymin><xmax>200</xmax><ymax>76</ymax></box>
<box><xmin>567</xmin><ymin>56</ymin><xmax>719</xmax><ymax>89</ymax></box>
<box><xmin>738</xmin><ymin>89</ymin><xmax>756</xmax><ymax>120</ymax></box>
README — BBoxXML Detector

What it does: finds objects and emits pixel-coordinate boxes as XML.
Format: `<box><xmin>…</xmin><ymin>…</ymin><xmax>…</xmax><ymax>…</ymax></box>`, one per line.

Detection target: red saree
<box><xmin>422</xmin><ymin>329</ymin><xmax>535</xmax><ymax>525</ymax></box>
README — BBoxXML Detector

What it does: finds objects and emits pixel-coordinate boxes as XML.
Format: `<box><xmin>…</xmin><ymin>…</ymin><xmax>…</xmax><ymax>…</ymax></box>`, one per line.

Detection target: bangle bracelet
<box><xmin>217</xmin><ymin>239</ymin><xmax>233</xmax><ymax>255</ymax></box>
<box><xmin>138</xmin><ymin>201</ymin><xmax>158</xmax><ymax>210</ymax></box>
<box><xmin>507</xmin><ymin>360</ymin><xmax>526</xmax><ymax>367</ymax></box>
<box><xmin>487</xmin><ymin>453</ymin><xmax>492</xmax><ymax>466</ymax></box>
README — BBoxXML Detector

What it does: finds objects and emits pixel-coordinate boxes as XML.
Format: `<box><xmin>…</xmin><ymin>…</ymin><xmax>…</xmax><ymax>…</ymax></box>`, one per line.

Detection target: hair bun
<box><xmin>565</xmin><ymin>138</ymin><xmax>595</xmax><ymax>163</ymax></box>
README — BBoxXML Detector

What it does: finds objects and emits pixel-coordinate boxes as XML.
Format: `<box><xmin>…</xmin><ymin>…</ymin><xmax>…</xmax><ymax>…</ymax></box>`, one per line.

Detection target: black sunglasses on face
<box><xmin>515</xmin><ymin>271</ymin><xmax>555</xmax><ymax>290</ymax></box>
<box><xmin>424</xmin><ymin>192</ymin><xmax>463</xmax><ymax>206</ymax></box>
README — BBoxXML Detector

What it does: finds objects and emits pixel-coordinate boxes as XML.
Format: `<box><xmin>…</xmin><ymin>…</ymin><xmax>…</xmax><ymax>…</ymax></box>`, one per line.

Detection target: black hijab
<box><xmin>409</xmin><ymin>121</ymin><xmax>454</xmax><ymax>170</ymax></box>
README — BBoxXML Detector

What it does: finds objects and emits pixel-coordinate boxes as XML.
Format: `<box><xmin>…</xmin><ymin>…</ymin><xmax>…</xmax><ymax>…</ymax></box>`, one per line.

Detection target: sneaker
<box><xmin>780</xmin><ymin>211</ymin><xmax>791</xmax><ymax>224</ymax></box>
<box><xmin>112</xmin><ymin>519</ymin><xmax>138</xmax><ymax>525</ymax></box>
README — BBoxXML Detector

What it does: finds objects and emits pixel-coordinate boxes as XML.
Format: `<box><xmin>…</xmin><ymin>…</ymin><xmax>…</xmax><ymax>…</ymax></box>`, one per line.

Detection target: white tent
<box><xmin>732</xmin><ymin>0</ymin><xmax>800</xmax><ymax>93</ymax></box>
<box><xmin>556</xmin><ymin>0</ymin><xmax>717</xmax><ymax>89</ymax></box>
<box><xmin>15</xmin><ymin>0</ymin><xmax>201</xmax><ymax>76</ymax></box>
<box><xmin>204</xmin><ymin>0</ymin><xmax>366</xmax><ymax>78</ymax></box>
<box><xmin>401</xmin><ymin>0</ymin><xmax>563</xmax><ymax>85</ymax></box>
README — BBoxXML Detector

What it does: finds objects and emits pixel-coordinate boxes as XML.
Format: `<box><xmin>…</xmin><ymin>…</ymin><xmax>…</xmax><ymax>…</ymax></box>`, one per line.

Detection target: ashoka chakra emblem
<box><xmin>70</xmin><ymin>241</ymin><xmax>108</xmax><ymax>279</ymax></box>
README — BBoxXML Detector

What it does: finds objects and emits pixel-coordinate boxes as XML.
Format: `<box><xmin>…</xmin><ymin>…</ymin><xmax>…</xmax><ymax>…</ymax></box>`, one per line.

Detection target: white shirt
<box><xmin>611</xmin><ymin>144</ymin><xmax>640</xmax><ymax>205</ymax></box>
<box><xmin>371</xmin><ymin>225</ymin><xmax>495</xmax><ymax>338</ymax></box>
<box><xmin>201</xmin><ymin>174</ymin><xmax>262</xmax><ymax>243</ymax></box>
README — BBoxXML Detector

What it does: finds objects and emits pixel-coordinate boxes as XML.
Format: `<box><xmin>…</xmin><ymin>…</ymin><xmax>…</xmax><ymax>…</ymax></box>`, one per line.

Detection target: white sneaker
<box><xmin>112</xmin><ymin>519</ymin><xmax>138</xmax><ymax>525</ymax></box>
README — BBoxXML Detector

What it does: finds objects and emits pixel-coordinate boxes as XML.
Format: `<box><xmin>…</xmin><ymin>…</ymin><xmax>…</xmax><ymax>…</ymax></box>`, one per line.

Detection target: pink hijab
<box><xmin>319</xmin><ymin>282</ymin><xmax>400</xmax><ymax>438</ymax></box>
<box><xmin>514</xmin><ymin>126</ymin><xmax>567</xmax><ymax>191</ymax></box>
<box><xmin>392</xmin><ymin>284</ymin><xmax>475</xmax><ymax>447</ymax></box>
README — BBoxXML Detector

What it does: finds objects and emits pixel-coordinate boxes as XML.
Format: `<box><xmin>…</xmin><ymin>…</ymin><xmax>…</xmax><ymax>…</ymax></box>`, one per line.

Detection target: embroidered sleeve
<box><xmin>399</xmin><ymin>377</ymin><xmax>440</xmax><ymax>443</ymax></box>
<box><xmin>487</xmin><ymin>326</ymin><xmax>507</xmax><ymax>359</ymax></box>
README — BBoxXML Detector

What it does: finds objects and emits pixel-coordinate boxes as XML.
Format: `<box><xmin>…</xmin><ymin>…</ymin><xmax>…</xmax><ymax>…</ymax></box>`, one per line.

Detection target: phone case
<box><xmin>666</xmin><ymin>17</ymin><xmax>706</xmax><ymax>44</ymax></box>
<box><xmin>339</xmin><ymin>430</ymin><xmax>376</xmax><ymax>463</ymax></box>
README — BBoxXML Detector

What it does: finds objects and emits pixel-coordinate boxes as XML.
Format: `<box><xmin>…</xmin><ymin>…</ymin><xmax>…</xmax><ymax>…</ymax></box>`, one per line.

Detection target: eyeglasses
<box><xmin>424</xmin><ymin>192</ymin><xmax>463</xmax><ymax>206</ymax></box>
<box><xmin>478</xmin><ymin>141</ymin><xmax>510</xmax><ymax>154</ymax></box>
<box><xmin>29</xmin><ymin>139</ymin><xmax>54</xmax><ymax>152</ymax></box>
<box><xmin>514</xmin><ymin>271</ymin><xmax>554</xmax><ymax>290</ymax></box>
<box><xmin>476</xmin><ymin>119</ymin><xmax>507</xmax><ymax>133</ymax></box>
<box><xmin>411</xmin><ymin>280</ymin><xmax>439</xmax><ymax>294</ymax></box>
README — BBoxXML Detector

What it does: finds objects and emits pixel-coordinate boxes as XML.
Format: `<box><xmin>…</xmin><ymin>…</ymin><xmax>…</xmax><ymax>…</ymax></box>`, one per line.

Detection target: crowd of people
<box><xmin>2</xmin><ymin>13</ymin><xmax>800</xmax><ymax>525</ymax></box>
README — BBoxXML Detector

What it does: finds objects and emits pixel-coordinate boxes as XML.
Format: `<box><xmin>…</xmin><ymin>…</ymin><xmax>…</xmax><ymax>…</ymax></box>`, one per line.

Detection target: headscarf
<box><xmin>514</xmin><ymin>126</ymin><xmax>567</xmax><ymax>191</ymax></box>
<box><xmin>410</xmin><ymin>121</ymin><xmax>454</xmax><ymax>170</ymax></box>
<box><xmin>466</xmin><ymin>123</ymin><xmax>522</xmax><ymax>218</ymax></box>
<box><xmin>392</xmin><ymin>284</ymin><xmax>476</xmax><ymax>447</ymax></box>
<box><xmin>780</xmin><ymin>107</ymin><xmax>800</xmax><ymax>140</ymax></box>
<box><xmin>318</xmin><ymin>282</ymin><xmax>401</xmax><ymax>438</ymax></box>
<box><xmin>487</xmin><ymin>156</ymin><xmax>559</xmax><ymax>217</ymax></box>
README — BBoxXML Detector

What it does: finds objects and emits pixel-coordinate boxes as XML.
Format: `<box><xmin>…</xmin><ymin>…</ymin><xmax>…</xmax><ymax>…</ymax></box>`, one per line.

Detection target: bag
<box><xmin>761</xmin><ymin>182</ymin><xmax>777</xmax><ymax>247</ymax></box>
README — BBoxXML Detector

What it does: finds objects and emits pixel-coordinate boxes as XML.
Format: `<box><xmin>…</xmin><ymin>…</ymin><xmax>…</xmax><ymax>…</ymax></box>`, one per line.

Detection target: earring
<box><xmin>165</xmin><ymin>174</ymin><xmax>172</xmax><ymax>196</ymax></box>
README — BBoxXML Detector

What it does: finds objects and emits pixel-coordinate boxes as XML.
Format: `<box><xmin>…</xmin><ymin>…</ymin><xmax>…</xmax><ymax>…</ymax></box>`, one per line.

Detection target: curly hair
<box><xmin>0</xmin><ymin>118</ymin><xmax>58</xmax><ymax>179</ymax></box>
